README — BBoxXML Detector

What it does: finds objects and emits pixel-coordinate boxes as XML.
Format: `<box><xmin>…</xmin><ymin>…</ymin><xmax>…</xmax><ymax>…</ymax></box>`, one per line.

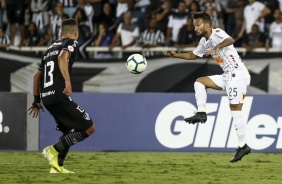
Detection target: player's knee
<box><xmin>195</xmin><ymin>77</ymin><xmax>205</xmax><ymax>84</ymax></box>
<box><xmin>86</xmin><ymin>124</ymin><xmax>95</xmax><ymax>136</ymax></box>
<box><xmin>229</xmin><ymin>104</ymin><xmax>243</xmax><ymax>111</ymax></box>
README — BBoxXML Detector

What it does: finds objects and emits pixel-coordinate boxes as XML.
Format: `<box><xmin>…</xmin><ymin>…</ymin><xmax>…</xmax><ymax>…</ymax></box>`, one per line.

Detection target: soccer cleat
<box><xmin>230</xmin><ymin>144</ymin><xmax>251</xmax><ymax>163</ymax></box>
<box><xmin>184</xmin><ymin>112</ymin><xmax>207</xmax><ymax>124</ymax></box>
<box><xmin>42</xmin><ymin>146</ymin><xmax>61</xmax><ymax>172</ymax></box>
<box><xmin>50</xmin><ymin>166</ymin><xmax>74</xmax><ymax>174</ymax></box>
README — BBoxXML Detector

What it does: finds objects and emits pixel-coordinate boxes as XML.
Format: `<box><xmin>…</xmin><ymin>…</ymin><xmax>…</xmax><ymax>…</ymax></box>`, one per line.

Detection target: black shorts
<box><xmin>44</xmin><ymin>98</ymin><xmax>93</xmax><ymax>133</ymax></box>
<box><xmin>6</xmin><ymin>5</ymin><xmax>25</xmax><ymax>24</ymax></box>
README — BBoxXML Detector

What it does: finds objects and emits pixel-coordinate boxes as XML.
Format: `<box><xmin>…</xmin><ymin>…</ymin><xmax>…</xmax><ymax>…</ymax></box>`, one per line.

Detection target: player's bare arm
<box><xmin>58</xmin><ymin>50</ymin><xmax>72</xmax><ymax>96</ymax></box>
<box><xmin>27</xmin><ymin>70</ymin><xmax>44</xmax><ymax>118</ymax></box>
<box><xmin>206</xmin><ymin>37</ymin><xmax>235</xmax><ymax>55</ymax></box>
<box><xmin>164</xmin><ymin>50</ymin><xmax>198</xmax><ymax>60</ymax></box>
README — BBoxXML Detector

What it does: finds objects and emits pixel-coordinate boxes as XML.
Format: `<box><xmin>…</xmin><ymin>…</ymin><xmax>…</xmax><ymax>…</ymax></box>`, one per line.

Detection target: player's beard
<box><xmin>197</xmin><ymin>30</ymin><xmax>207</xmax><ymax>38</ymax></box>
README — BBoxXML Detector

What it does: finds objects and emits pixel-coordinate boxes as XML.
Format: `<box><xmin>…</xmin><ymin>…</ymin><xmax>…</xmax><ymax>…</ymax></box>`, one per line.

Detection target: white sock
<box><xmin>194</xmin><ymin>82</ymin><xmax>207</xmax><ymax>112</ymax></box>
<box><xmin>231</xmin><ymin>111</ymin><xmax>246</xmax><ymax>147</ymax></box>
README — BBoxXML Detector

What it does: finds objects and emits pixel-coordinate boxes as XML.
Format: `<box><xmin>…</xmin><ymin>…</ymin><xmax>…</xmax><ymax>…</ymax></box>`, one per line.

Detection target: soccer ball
<box><xmin>126</xmin><ymin>54</ymin><xmax>147</xmax><ymax>74</ymax></box>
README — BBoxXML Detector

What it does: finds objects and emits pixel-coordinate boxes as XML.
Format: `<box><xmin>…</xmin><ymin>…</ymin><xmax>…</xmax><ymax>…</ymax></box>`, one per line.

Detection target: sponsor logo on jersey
<box><xmin>68</xmin><ymin>46</ymin><xmax>74</xmax><ymax>52</ymax></box>
<box><xmin>41</xmin><ymin>90</ymin><xmax>55</xmax><ymax>97</ymax></box>
<box><xmin>83</xmin><ymin>112</ymin><xmax>90</xmax><ymax>120</ymax></box>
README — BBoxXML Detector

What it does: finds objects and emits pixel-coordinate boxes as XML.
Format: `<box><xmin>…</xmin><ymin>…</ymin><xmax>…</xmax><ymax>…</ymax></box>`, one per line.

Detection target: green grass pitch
<box><xmin>0</xmin><ymin>152</ymin><xmax>282</xmax><ymax>184</ymax></box>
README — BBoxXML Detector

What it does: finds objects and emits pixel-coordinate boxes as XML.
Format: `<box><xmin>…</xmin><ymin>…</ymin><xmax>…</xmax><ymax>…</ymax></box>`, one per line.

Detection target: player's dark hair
<box><xmin>62</xmin><ymin>18</ymin><xmax>78</xmax><ymax>33</ymax></box>
<box><xmin>192</xmin><ymin>12</ymin><xmax>212</xmax><ymax>26</ymax></box>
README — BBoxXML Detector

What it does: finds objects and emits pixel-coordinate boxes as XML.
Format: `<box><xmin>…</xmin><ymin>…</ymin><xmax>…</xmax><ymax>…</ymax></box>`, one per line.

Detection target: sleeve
<box><xmin>133</xmin><ymin>26</ymin><xmax>139</xmax><ymax>37</ymax></box>
<box><xmin>62</xmin><ymin>39</ymin><xmax>78</xmax><ymax>58</ymax></box>
<box><xmin>167</xmin><ymin>15</ymin><xmax>173</xmax><ymax>28</ymax></box>
<box><xmin>193</xmin><ymin>38</ymin><xmax>206</xmax><ymax>57</ymax></box>
<box><xmin>117</xmin><ymin>23</ymin><xmax>122</xmax><ymax>34</ymax></box>
<box><xmin>213</xmin><ymin>29</ymin><xmax>231</xmax><ymax>44</ymax></box>
<box><xmin>257</xmin><ymin>1</ymin><xmax>265</xmax><ymax>12</ymax></box>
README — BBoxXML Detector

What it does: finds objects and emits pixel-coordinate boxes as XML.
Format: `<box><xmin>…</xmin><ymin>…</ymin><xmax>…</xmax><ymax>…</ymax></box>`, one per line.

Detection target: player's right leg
<box><xmin>185</xmin><ymin>76</ymin><xmax>223</xmax><ymax>124</ymax></box>
<box><xmin>43</xmin><ymin>101</ymin><xmax>95</xmax><ymax>173</ymax></box>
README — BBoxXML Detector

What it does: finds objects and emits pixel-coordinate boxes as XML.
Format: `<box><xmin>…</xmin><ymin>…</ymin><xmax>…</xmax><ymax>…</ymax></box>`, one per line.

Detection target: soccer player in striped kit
<box><xmin>164</xmin><ymin>12</ymin><xmax>251</xmax><ymax>162</ymax></box>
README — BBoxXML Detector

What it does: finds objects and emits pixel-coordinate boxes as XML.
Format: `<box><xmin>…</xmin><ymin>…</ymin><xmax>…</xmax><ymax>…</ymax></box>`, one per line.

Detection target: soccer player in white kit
<box><xmin>164</xmin><ymin>12</ymin><xmax>251</xmax><ymax>162</ymax></box>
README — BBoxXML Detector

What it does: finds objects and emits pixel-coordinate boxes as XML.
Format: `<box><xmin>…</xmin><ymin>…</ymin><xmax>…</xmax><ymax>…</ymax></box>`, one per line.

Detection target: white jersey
<box><xmin>269</xmin><ymin>21</ymin><xmax>282</xmax><ymax>48</ymax></box>
<box><xmin>244</xmin><ymin>1</ymin><xmax>265</xmax><ymax>33</ymax></box>
<box><xmin>193</xmin><ymin>28</ymin><xmax>249</xmax><ymax>80</ymax></box>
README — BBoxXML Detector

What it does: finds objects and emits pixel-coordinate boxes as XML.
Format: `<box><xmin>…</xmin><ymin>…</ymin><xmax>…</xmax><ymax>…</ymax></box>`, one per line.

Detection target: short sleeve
<box><xmin>256</xmin><ymin>1</ymin><xmax>265</xmax><ymax>12</ymax></box>
<box><xmin>133</xmin><ymin>26</ymin><xmax>139</xmax><ymax>37</ymax></box>
<box><xmin>213</xmin><ymin>29</ymin><xmax>230</xmax><ymax>44</ymax></box>
<box><xmin>193</xmin><ymin>38</ymin><xmax>206</xmax><ymax>57</ymax></box>
<box><xmin>167</xmin><ymin>15</ymin><xmax>173</xmax><ymax>28</ymax></box>
<box><xmin>62</xmin><ymin>39</ymin><xmax>78</xmax><ymax>57</ymax></box>
<box><xmin>117</xmin><ymin>23</ymin><xmax>122</xmax><ymax>34</ymax></box>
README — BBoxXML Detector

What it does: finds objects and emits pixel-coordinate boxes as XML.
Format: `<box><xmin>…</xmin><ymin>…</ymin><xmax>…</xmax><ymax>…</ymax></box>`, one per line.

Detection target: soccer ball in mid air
<box><xmin>126</xmin><ymin>54</ymin><xmax>147</xmax><ymax>74</ymax></box>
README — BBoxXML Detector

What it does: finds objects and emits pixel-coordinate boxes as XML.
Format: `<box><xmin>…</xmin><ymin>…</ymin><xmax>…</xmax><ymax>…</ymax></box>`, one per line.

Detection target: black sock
<box><xmin>56</xmin><ymin>134</ymin><xmax>70</xmax><ymax>166</ymax></box>
<box><xmin>54</xmin><ymin>131</ymin><xmax>89</xmax><ymax>153</ymax></box>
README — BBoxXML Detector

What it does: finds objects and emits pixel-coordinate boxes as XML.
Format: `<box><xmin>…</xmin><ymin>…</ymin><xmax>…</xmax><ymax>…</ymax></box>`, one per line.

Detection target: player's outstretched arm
<box><xmin>164</xmin><ymin>50</ymin><xmax>198</xmax><ymax>60</ymax></box>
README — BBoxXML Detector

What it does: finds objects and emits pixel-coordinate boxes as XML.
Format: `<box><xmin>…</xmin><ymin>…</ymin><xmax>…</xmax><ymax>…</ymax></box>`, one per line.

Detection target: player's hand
<box><xmin>63</xmin><ymin>81</ymin><xmax>72</xmax><ymax>96</ymax></box>
<box><xmin>206</xmin><ymin>45</ymin><xmax>219</xmax><ymax>55</ymax></box>
<box><xmin>164</xmin><ymin>50</ymin><xmax>178</xmax><ymax>58</ymax></box>
<box><xmin>27</xmin><ymin>103</ymin><xmax>44</xmax><ymax>118</ymax></box>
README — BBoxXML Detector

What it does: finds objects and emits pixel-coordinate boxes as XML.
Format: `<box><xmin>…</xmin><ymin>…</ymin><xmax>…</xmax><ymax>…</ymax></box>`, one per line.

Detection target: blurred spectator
<box><xmin>59</xmin><ymin>0</ymin><xmax>78</xmax><ymax>18</ymax></box>
<box><xmin>0</xmin><ymin>0</ymin><xmax>5</xmax><ymax>28</ymax></box>
<box><xmin>202</xmin><ymin>0</ymin><xmax>223</xmax><ymax>17</ymax></box>
<box><xmin>155</xmin><ymin>0</ymin><xmax>172</xmax><ymax>35</ymax></box>
<box><xmin>242</xmin><ymin>24</ymin><xmax>267</xmax><ymax>53</ymax></box>
<box><xmin>188</xmin><ymin>1</ymin><xmax>201</xmax><ymax>14</ymax></box>
<box><xmin>94</xmin><ymin>2</ymin><xmax>116</xmax><ymax>31</ymax></box>
<box><xmin>50</xmin><ymin>2</ymin><xmax>64</xmax><ymax>42</ymax></box>
<box><xmin>31</xmin><ymin>0</ymin><xmax>51</xmax><ymax>37</ymax></box>
<box><xmin>0</xmin><ymin>27</ymin><xmax>10</xmax><ymax>48</ymax></box>
<box><xmin>37</xmin><ymin>27</ymin><xmax>52</xmax><ymax>46</ymax></box>
<box><xmin>23</xmin><ymin>22</ymin><xmax>41</xmax><ymax>46</ymax></box>
<box><xmin>135</xmin><ymin>0</ymin><xmax>151</xmax><ymax>17</ymax></box>
<box><xmin>268</xmin><ymin>9</ymin><xmax>282</xmax><ymax>48</ymax></box>
<box><xmin>116</xmin><ymin>0</ymin><xmax>128</xmax><ymax>18</ymax></box>
<box><xmin>166</xmin><ymin>1</ymin><xmax>188</xmax><ymax>46</ymax></box>
<box><xmin>93</xmin><ymin>23</ymin><xmax>115</xmax><ymax>59</ymax></box>
<box><xmin>76</xmin><ymin>0</ymin><xmax>94</xmax><ymax>34</ymax></box>
<box><xmin>109</xmin><ymin>11</ymin><xmax>139</xmax><ymax>51</ymax></box>
<box><xmin>258</xmin><ymin>0</ymin><xmax>280</xmax><ymax>37</ymax></box>
<box><xmin>138</xmin><ymin>18</ymin><xmax>165</xmax><ymax>57</ymax></box>
<box><xmin>112</xmin><ymin>0</ymin><xmax>146</xmax><ymax>33</ymax></box>
<box><xmin>73</xmin><ymin>6</ymin><xmax>92</xmax><ymax>58</ymax></box>
<box><xmin>205</xmin><ymin>6</ymin><xmax>223</xmax><ymax>28</ymax></box>
<box><xmin>4</xmin><ymin>0</ymin><xmax>25</xmax><ymax>46</ymax></box>
<box><xmin>225</xmin><ymin>0</ymin><xmax>240</xmax><ymax>37</ymax></box>
<box><xmin>184</xmin><ymin>0</ymin><xmax>193</xmax><ymax>9</ymax></box>
<box><xmin>233</xmin><ymin>0</ymin><xmax>245</xmax><ymax>47</ymax></box>
<box><xmin>237</xmin><ymin>0</ymin><xmax>270</xmax><ymax>40</ymax></box>
<box><xmin>174</xmin><ymin>17</ymin><xmax>198</xmax><ymax>48</ymax></box>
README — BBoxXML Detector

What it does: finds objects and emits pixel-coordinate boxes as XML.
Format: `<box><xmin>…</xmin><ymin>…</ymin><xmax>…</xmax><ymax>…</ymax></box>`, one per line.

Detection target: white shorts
<box><xmin>208</xmin><ymin>74</ymin><xmax>251</xmax><ymax>104</ymax></box>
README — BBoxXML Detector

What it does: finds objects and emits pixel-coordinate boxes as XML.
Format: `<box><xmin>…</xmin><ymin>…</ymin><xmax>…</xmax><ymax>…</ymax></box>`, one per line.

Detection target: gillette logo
<box><xmin>155</xmin><ymin>97</ymin><xmax>282</xmax><ymax>150</ymax></box>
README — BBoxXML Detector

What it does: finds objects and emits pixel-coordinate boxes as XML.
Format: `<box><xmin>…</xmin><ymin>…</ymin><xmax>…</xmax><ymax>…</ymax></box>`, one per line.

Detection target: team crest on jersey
<box><xmin>83</xmin><ymin>112</ymin><xmax>90</xmax><ymax>120</ymax></box>
<box><xmin>216</xmin><ymin>29</ymin><xmax>220</xmax><ymax>32</ymax></box>
<box><xmin>68</xmin><ymin>45</ymin><xmax>74</xmax><ymax>52</ymax></box>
